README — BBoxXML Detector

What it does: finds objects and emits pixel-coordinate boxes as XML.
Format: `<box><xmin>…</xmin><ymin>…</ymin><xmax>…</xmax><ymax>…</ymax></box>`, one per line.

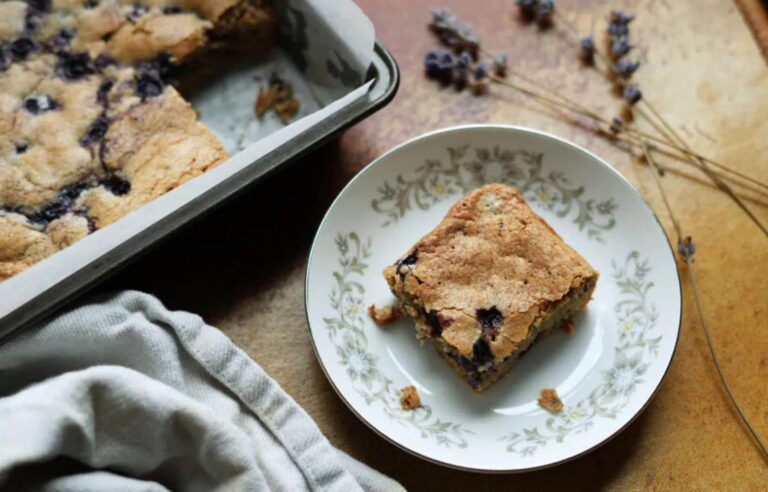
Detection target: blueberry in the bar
<box><xmin>476</xmin><ymin>307</ymin><xmax>503</xmax><ymax>340</ymax></box>
<box><xmin>100</xmin><ymin>175</ymin><xmax>131</xmax><ymax>196</ymax></box>
<box><xmin>93</xmin><ymin>53</ymin><xmax>115</xmax><ymax>70</ymax></box>
<box><xmin>49</xmin><ymin>28</ymin><xmax>76</xmax><ymax>49</ymax></box>
<box><xmin>10</xmin><ymin>37</ymin><xmax>35</xmax><ymax>61</ymax></box>
<box><xmin>23</xmin><ymin>95</ymin><xmax>58</xmax><ymax>114</ymax></box>
<box><xmin>27</xmin><ymin>0</ymin><xmax>52</xmax><ymax>13</ymax></box>
<box><xmin>135</xmin><ymin>72</ymin><xmax>164</xmax><ymax>98</ymax></box>
<box><xmin>79</xmin><ymin>115</ymin><xmax>110</xmax><ymax>146</ymax></box>
<box><xmin>56</xmin><ymin>52</ymin><xmax>94</xmax><ymax>81</ymax></box>
<box><xmin>96</xmin><ymin>80</ymin><xmax>114</xmax><ymax>104</ymax></box>
<box><xmin>472</xmin><ymin>338</ymin><xmax>494</xmax><ymax>365</ymax></box>
<box><xmin>29</xmin><ymin>181</ymin><xmax>90</xmax><ymax>224</ymax></box>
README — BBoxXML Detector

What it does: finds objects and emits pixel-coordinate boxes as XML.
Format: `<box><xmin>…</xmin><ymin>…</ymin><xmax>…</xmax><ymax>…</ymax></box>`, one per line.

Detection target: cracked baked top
<box><xmin>383</xmin><ymin>183</ymin><xmax>598</xmax><ymax>361</ymax></box>
<box><xmin>0</xmin><ymin>0</ymin><xmax>276</xmax><ymax>281</ymax></box>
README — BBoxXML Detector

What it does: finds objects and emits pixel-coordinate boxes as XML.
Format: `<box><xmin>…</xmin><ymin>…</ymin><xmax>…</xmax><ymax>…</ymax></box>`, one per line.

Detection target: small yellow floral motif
<box><xmin>345</xmin><ymin>304</ymin><xmax>360</xmax><ymax>317</ymax></box>
<box><xmin>433</xmin><ymin>182</ymin><xmax>447</xmax><ymax>196</ymax></box>
<box><xmin>567</xmin><ymin>409</ymin><xmax>583</xmax><ymax>420</ymax></box>
<box><xmin>622</xmin><ymin>319</ymin><xmax>634</xmax><ymax>332</ymax></box>
<box><xmin>344</xmin><ymin>298</ymin><xmax>363</xmax><ymax>318</ymax></box>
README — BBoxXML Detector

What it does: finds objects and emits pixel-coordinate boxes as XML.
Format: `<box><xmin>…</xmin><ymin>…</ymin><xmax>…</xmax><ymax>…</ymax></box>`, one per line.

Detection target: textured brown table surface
<box><xmin>107</xmin><ymin>0</ymin><xmax>768</xmax><ymax>488</ymax></box>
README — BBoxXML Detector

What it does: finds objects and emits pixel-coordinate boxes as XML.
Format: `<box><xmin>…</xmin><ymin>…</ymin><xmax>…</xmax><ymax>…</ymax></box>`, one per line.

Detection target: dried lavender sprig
<box><xmin>641</xmin><ymin>144</ymin><xmax>684</xmax><ymax>242</ymax></box>
<box><xmin>640</xmin><ymin>102</ymin><xmax>768</xmax><ymax>237</ymax></box>
<box><xmin>552</xmin><ymin>9</ymin><xmax>768</xmax><ymax>232</ymax></box>
<box><xmin>649</xmin><ymin>145</ymin><xmax>768</xmax><ymax>193</ymax></box>
<box><xmin>485</xmin><ymin>70</ymin><xmax>768</xmax><ymax>196</ymax></box>
<box><xmin>432</xmin><ymin>12</ymin><xmax>768</xmax><ymax>193</ymax></box>
<box><xmin>686</xmin><ymin>256</ymin><xmax>768</xmax><ymax>462</ymax></box>
<box><xmin>641</xmin><ymin>143</ymin><xmax>768</xmax><ymax>463</ymax></box>
<box><xmin>640</xmin><ymin>102</ymin><xmax>767</xmax><ymax>230</ymax></box>
<box><xmin>555</xmin><ymin>9</ymin><xmax>640</xmax><ymax>82</ymax></box>
<box><xmin>649</xmin><ymin>146</ymin><xmax>768</xmax><ymax>196</ymax></box>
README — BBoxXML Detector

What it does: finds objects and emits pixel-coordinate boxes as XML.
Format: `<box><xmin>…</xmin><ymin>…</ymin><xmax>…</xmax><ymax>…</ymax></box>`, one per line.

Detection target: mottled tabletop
<box><xmin>107</xmin><ymin>0</ymin><xmax>768</xmax><ymax>488</ymax></box>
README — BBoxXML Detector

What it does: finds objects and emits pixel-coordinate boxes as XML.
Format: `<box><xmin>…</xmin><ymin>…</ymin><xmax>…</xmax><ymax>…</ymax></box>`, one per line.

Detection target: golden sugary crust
<box><xmin>0</xmin><ymin>0</ymin><xmax>276</xmax><ymax>281</ymax></box>
<box><xmin>84</xmin><ymin>87</ymin><xmax>226</xmax><ymax>227</ymax></box>
<box><xmin>105</xmin><ymin>12</ymin><xmax>212</xmax><ymax>64</ymax></box>
<box><xmin>384</xmin><ymin>183</ymin><xmax>598</xmax><ymax>361</ymax></box>
<box><xmin>32</xmin><ymin>1</ymin><xmax>276</xmax><ymax>64</ymax></box>
<box><xmin>0</xmin><ymin>214</ymin><xmax>57</xmax><ymax>280</ymax></box>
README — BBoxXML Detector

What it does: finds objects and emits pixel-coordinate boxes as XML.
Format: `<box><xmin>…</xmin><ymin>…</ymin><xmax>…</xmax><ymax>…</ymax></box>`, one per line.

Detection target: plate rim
<box><xmin>304</xmin><ymin>124</ymin><xmax>682</xmax><ymax>473</ymax></box>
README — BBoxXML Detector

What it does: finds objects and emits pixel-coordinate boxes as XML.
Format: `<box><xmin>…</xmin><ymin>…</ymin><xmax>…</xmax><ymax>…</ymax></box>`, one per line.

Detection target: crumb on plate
<box><xmin>399</xmin><ymin>385</ymin><xmax>421</xmax><ymax>410</ymax></box>
<box><xmin>538</xmin><ymin>388</ymin><xmax>564</xmax><ymax>413</ymax></box>
<box><xmin>368</xmin><ymin>303</ymin><xmax>402</xmax><ymax>325</ymax></box>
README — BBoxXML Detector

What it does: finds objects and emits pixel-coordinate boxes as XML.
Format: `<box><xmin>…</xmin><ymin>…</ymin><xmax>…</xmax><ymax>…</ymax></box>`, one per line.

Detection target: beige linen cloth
<box><xmin>0</xmin><ymin>291</ymin><xmax>404</xmax><ymax>492</ymax></box>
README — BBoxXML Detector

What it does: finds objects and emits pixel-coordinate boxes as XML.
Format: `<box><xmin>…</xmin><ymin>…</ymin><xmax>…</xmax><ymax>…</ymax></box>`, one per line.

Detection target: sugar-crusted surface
<box><xmin>0</xmin><ymin>0</ymin><xmax>275</xmax><ymax>281</ymax></box>
<box><xmin>384</xmin><ymin>183</ymin><xmax>598</xmax><ymax>362</ymax></box>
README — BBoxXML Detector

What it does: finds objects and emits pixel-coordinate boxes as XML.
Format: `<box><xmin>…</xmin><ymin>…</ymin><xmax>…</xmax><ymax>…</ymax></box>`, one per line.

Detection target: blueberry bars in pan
<box><xmin>0</xmin><ymin>0</ymin><xmax>276</xmax><ymax>281</ymax></box>
<box><xmin>383</xmin><ymin>183</ymin><xmax>598</xmax><ymax>392</ymax></box>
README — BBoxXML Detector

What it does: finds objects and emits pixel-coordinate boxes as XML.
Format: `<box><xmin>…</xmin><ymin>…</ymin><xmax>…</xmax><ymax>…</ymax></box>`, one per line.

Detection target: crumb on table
<box><xmin>368</xmin><ymin>303</ymin><xmax>402</xmax><ymax>325</ymax></box>
<box><xmin>562</xmin><ymin>319</ymin><xmax>575</xmax><ymax>336</ymax></box>
<box><xmin>538</xmin><ymin>388</ymin><xmax>564</xmax><ymax>413</ymax></box>
<box><xmin>255</xmin><ymin>73</ymin><xmax>300</xmax><ymax>124</ymax></box>
<box><xmin>399</xmin><ymin>385</ymin><xmax>422</xmax><ymax>410</ymax></box>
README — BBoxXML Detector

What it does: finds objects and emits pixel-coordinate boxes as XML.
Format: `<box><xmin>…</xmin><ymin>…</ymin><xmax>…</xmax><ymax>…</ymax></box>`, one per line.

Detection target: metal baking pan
<box><xmin>0</xmin><ymin>41</ymin><xmax>399</xmax><ymax>341</ymax></box>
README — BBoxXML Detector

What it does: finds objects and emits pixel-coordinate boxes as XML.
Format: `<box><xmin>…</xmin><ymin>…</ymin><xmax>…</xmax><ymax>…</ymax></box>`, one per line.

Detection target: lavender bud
<box><xmin>623</xmin><ymin>85</ymin><xmax>642</xmax><ymax>105</ymax></box>
<box><xmin>473</xmin><ymin>63</ymin><xmax>488</xmax><ymax>81</ymax></box>
<box><xmin>610</xmin><ymin>37</ymin><xmax>632</xmax><ymax>59</ymax></box>
<box><xmin>614</xmin><ymin>59</ymin><xmax>640</xmax><ymax>78</ymax></box>
<box><xmin>607</xmin><ymin>21</ymin><xmax>629</xmax><ymax>38</ymax></box>
<box><xmin>516</xmin><ymin>0</ymin><xmax>537</xmax><ymax>19</ymax></box>
<box><xmin>493</xmin><ymin>54</ymin><xmax>508</xmax><ymax>77</ymax></box>
<box><xmin>536</xmin><ymin>0</ymin><xmax>555</xmax><ymax>24</ymax></box>
<box><xmin>677</xmin><ymin>237</ymin><xmax>696</xmax><ymax>259</ymax></box>
<box><xmin>609</xmin><ymin>116</ymin><xmax>623</xmax><ymax>133</ymax></box>
<box><xmin>610</xmin><ymin>10</ymin><xmax>635</xmax><ymax>25</ymax></box>
<box><xmin>580</xmin><ymin>35</ymin><xmax>595</xmax><ymax>63</ymax></box>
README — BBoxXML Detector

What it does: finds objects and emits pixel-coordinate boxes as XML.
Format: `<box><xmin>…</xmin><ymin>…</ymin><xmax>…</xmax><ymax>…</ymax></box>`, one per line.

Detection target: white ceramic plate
<box><xmin>305</xmin><ymin>125</ymin><xmax>681</xmax><ymax>472</ymax></box>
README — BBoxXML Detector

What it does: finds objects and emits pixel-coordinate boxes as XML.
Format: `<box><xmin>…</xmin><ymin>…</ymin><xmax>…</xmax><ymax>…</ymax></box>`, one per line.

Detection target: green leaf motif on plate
<box><xmin>324</xmin><ymin>232</ymin><xmax>473</xmax><ymax>448</ymax></box>
<box><xmin>371</xmin><ymin>145</ymin><xmax>617</xmax><ymax>242</ymax></box>
<box><xmin>498</xmin><ymin>251</ymin><xmax>660</xmax><ymax>455</ymax></box>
